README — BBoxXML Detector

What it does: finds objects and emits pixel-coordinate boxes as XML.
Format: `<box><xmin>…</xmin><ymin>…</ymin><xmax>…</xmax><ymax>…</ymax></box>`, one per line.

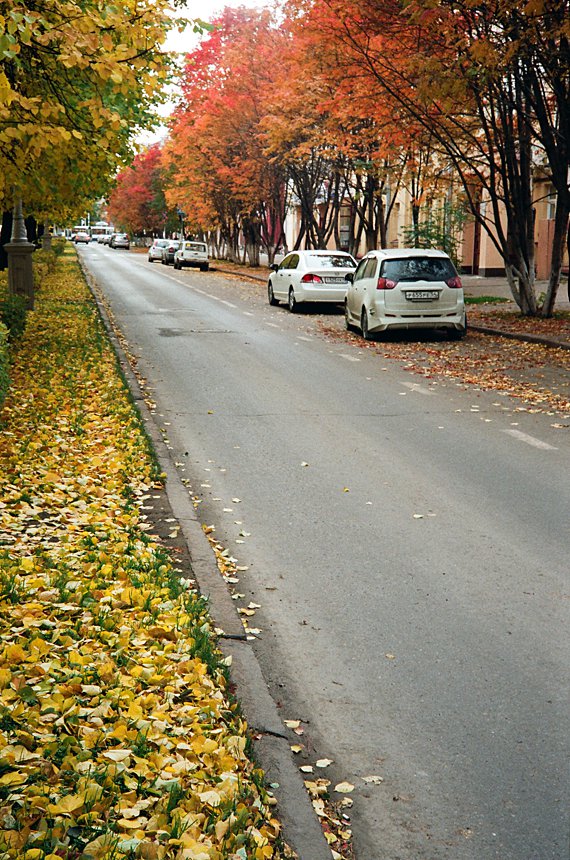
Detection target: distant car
<box><xmin>345</xmin><ymin>248</ymin><xmax>466</xmax><ymax>340</ymax></box>
<box><xmin>110</xmin><ymin>233</ymin><xmax>130</xmax><ymax>249</ymax></box>
<box><xmin>268</xmin><ymin>250</ymin><xmax>357</xmax><ymax>311</ymax></box>
<box><xmin>74</xmin><ymin>232</ymin><xmax>90</xmax><ymax>244</ymax></box>
<box><xmin>161</xmin><ymin>240</ymin><xmax>180</xmax><ymax>265</ymax></box>
<box><xmin>98</xmin><ymin>234</ymin><xmax>112</xmax><ymax>245</ymax></box>
<box><xmin>173</xmin><ymin>240</ymin><xmax>209</xmax><ymax>271</ymax></box>
<box><xmin>148</xmin><ymin>238</ymin><xmax>170</xmax><ymax>262</ymax></box>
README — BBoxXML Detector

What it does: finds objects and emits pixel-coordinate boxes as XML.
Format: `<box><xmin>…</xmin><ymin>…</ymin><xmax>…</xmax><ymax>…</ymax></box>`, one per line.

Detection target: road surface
<box><xmin>80</xmin><ymin>243</ymin><xmax>569</xmax><ymax>860</ymax></box>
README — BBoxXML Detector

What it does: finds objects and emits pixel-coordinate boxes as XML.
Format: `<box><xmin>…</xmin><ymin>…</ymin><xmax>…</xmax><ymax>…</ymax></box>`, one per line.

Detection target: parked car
<box><xmin>148</xmin><ymin>238</ymin><xmax>170</xmax><ymax>262</ymax></box>
<box><xmin>110</xmin><ymin>233</ymin><xmax>130</xmax><ymax>249</ymax></box>
<box><xmin>160</xmin><ymin>240</ymin><xmax>180</xmax><ymax>265</ymax></box>
<box><xmin>268</xmin><ymin>250</ymin><xmax>357</xmax><ymax>311</ymax></box>
<box><xmin>173</xmin><ymin>240</ymin><xmax>209</xmax><ymax>271</ymax></box>
<box><xmin>74</xmin><ymin>232</ymin><xmax>90</xmax><ymax>244</ymax></box>
<box><xmin>345</xmin><ymin>248</ymin><xmax>466</xmax><ymax>340</ymax></box>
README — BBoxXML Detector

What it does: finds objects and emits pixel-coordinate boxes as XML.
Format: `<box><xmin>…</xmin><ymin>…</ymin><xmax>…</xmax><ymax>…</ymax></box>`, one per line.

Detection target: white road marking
<box><xmin>297</xmin><ymin>336</ymin><xmax>312</xmax><ymax>342</ymax></box>
<box><xmin>266</xmin><ymin>322</ymin><xmax>281</xmax><ymax>328</ymax></box>
<box><xmin>503</xmin><ymin>429</ymin><xmax>557</xmax><ymax>450</ymax></box>
<box><xmin>402</xmin><ymin>382</ymin><xmax>435</xmax><ymax>395</ymax></box>
<box><xmin>339</xmin><ymin>354</ymin><xmax>361</xmax><ymax>362</ymax></box>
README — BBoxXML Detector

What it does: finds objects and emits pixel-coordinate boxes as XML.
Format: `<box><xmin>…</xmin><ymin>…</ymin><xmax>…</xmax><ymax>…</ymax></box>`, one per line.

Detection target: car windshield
<box><xmin>305</xmin><ymin>254</ymin><xmax>355</xmax><ymax>269</ymax></box>
<box><xmin>381</xmin><ymin>257</ymin><xmax>456</xmax><ymax>282</ymax></box>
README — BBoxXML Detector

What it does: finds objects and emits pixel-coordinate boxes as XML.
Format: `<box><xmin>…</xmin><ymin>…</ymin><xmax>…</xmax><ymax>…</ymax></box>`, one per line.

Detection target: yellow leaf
<box><xmin>5</xmin><ymin>644</ymin><xmax>26</xmax><ymax>663</ymax></box>
<box><xmin>47</xmin><ymin>793</ymin><xmax>85</xmax><ymax>815</ymax></box>
<box><xmin>20</xmin><ymin>557</ymin><xmax>34</xmax><ymax>572</ymax></box>
<box><xmin>0</xmin><ymin>772</ymin><xmax>27</xmax><ymax>786</ymax></box>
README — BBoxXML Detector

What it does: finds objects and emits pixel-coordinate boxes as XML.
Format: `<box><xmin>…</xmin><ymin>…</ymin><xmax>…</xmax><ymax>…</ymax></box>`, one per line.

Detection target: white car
<box><xmin>268</xmin><ymin>250</ymin><xmax>357</xmax><ymax>311</ymax></box>
<box><xmin>173</xmin><ymin>240</ymin><xmax>209</xmax><ymax>271</ymax></box>
<box><xmin>148</xmin><ymin>238</ymin><xmax>169</xmax><ymax>262</ymax></box>
<box><xmin>345</xmin><ymin>248</ymin><xmax>466</xmax><ymax>339</ymax></box>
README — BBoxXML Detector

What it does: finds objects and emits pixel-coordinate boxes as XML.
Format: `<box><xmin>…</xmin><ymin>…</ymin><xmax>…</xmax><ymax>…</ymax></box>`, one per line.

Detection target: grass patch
<box><xmin>465</xmin><ymin>295</ymin><xmax>511</xmax><ymax>304</ymax></box>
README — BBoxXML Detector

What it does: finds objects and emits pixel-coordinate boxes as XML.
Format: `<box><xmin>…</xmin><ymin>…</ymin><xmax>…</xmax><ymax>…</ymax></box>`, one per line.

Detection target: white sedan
<box><xmin>268</xmin><ymin>250</ymin><xmax>357</xmax><ymax>312</ymax></box>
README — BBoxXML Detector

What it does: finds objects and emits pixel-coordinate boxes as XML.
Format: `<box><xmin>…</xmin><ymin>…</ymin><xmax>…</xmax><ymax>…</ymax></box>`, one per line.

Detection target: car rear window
<box><xmin>306</xmin><ymin>254</ymin><xmax>355</xmax><ymax>269</ymax></box>
<box><xmin>186</xmin><ymin>243</ymin><xmax>207</xmax><ymax>252</ymax></box>
<box><xmin>381</xmin><ymin>256</ymin><xmax>456</xmax><ymax>282</ymax></box>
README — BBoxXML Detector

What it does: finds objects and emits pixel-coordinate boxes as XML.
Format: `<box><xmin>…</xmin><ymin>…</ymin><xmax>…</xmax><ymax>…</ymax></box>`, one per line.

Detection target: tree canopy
<box><xmin>0</xmin><ymin>0</ymin><xmax>177</xmax><ymax>222</ymax></box>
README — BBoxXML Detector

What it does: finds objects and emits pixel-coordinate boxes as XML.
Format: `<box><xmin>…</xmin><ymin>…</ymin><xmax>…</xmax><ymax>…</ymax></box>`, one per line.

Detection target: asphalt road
<box><xmin>81</xmin><ymin>244</ymin><xmax>569</xmax><ymax>860</ymax></box>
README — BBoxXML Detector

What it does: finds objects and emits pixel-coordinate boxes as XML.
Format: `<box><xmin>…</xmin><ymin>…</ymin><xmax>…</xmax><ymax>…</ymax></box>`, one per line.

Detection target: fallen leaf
<box><xmin>334</xmin><ymin>781</ymin><xmax>355</xmax><ymax>793</ymax></box>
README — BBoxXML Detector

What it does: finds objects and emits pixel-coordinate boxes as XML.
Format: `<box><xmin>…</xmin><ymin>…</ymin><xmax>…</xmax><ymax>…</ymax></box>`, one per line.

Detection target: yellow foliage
<box><xmin>0</xmin><ymin>251</ymin><xmax>283</xmax><ymax>858</ymax></box>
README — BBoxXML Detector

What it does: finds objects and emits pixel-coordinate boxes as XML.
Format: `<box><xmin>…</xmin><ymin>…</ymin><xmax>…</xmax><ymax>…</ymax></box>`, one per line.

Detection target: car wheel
<box><xmin>268</xmin><ymin>281</ymin><xmax>279</xmax><ymax>306</ymax></box>
<box><xmin>361</xmin><ymin>308</ymin><xmax>373</xmax><ymax>341</ymax></box>
<box><xmin>288</xmin><ymin>288</ymin><xmax>297</xmax><ymax>313</ymax></box>
<box><xmin>344</xmin><ymin>301</ymin><xmax>352</xmax><ymax>331</ymax></box>
<box><xmin>200</xmin><ymin>264</ymin><xmax>209</xmax><ymax>272</ymax></box>
<box><xmin>449</xmin><ymin>316</ymin><xmax>467</xmax><ymax>339</ymax></box>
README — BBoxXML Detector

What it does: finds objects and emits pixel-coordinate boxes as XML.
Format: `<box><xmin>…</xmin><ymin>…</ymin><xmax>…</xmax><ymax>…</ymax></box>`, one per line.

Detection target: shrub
<box><xmin>34</xmin><ymin>247</ymin><xmax>57</xmax><ymax>275</ymax></box>
<box><xmin>0</xmin><ymin>295</ymin><xmax>27</xmax><ymax>339</ymax></box>
<box><xmin>51</xmin><ymin>236</ymin><xmax>67</xmax><ymax>257</ymax></box>
<box><xmin>0</xmin><ymin>322</ymin><xmax>9</xmax><ymax>408</ymax></box>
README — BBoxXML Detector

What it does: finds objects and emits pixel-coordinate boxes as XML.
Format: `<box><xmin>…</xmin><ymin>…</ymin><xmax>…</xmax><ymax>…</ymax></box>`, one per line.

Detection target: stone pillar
<box><xmin>42</xmin><ymin>220</ymin><xmax>52</xmax><ymax>251</ymax></box>
<box><xmin>5</xmin><ymin>197</ymin><xmax>35</xmax><ymax>310</ymax></box>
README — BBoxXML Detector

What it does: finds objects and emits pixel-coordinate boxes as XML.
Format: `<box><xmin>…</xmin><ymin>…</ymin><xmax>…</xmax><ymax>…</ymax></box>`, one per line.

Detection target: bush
<box><xmin>0</xmin><ymin>322</ymin><xmax>9</xmax><ymax>408</ymax></box>
<box><xmin>51</xmin><ymin>236</ymin><xmax>66</xmax><ymax>256</ymax></box>
<box><xmin>0</xmin><ymin>294</ymin><xmax>27</xmax><ymax>339</ymax></box>
<box><xmin>34</xmin><ymin>247</ymin><xmax>57</xmax><ymax>274</ymax></box>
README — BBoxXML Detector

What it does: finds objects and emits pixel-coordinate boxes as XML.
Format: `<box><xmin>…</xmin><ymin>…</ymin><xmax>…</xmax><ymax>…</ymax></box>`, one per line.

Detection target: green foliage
<box><xmin>0</xmin><ymin>321</ymin><xmax>9</xmax><ymax>407</ymax></box>
<box><xmin>0</xmin><ymin>294</ymin><xmax>27</xmax><ymax>339</ymax></box>
<box><xmin>401</xmin><ymin>200</ymin><xmax>469</xmax><ymax>269</ymax></box>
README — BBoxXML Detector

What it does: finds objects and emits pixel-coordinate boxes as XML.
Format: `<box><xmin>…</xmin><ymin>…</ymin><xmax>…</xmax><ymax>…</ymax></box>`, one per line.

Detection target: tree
<box><xmin>163</xmin><ymin>7</ymin><xmax>287</xmax><ymax>265</ymax></box>
<box><xmin>108</xmin><ymin>144</ymin><xmax>177</xmax><ymax>236</ymax></box>
<box><xmin>299</xmin><ymin>0</ymin><xmax>569</xmax><ymax>315</ymax></box>
<box><xmin>0</xmin><ymin>0</ymin><xmax>175</xmax><ymax>223</ymax></box>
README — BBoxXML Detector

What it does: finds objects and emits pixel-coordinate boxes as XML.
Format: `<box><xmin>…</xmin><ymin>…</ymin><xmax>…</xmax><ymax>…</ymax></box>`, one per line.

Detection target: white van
<box><xmin>173</xmin><ymin>240</ymin><xmax>209</xmax><ymax>272</ymax></box>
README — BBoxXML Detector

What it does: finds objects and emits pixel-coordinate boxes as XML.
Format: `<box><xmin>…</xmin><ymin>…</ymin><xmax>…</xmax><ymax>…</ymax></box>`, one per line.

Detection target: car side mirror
<box><xmin>270</xmin><ymin>263</ymin><xmax>279</xmax><ymax>272</ymax></box>
<box><xmin>345</xmin><ymin>272</ymin><xmax>354</xmax><ymax>283</ymax></box>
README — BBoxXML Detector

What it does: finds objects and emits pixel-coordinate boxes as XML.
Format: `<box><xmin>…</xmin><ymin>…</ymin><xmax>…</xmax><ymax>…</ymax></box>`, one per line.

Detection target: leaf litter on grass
<box><xmin>0</xmin><ymin>252</ymin><xmax>288</xmax><ymax>860</ymax></box>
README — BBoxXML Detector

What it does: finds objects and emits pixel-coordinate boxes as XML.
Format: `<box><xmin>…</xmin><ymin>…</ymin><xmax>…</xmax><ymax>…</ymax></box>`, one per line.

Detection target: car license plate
<box><xmin>325</xmin><ymin>277</ymin><xmax>347</xmax><ymax>284</ymax></box>
<box><xmin>405</xmin><ymin>290</ymin><xmax>439</xmax><ymax>301</ymax></box>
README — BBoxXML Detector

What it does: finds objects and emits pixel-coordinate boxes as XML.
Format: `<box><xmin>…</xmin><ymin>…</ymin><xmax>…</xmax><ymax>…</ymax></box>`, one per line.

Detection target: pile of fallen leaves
<box><xmin>319</xmin><ymin>316</ymin><xmax>570</xmax><ymax>416</ymax></box>
<box><xmin>468</xmin><ymin>307</ymin><xmax>570</xmax><ymax>341</ymax></box>
<box><xmin>0</xmin><ymin>251</ymin><xmax>283</xmax><ymax>859</ymax></box>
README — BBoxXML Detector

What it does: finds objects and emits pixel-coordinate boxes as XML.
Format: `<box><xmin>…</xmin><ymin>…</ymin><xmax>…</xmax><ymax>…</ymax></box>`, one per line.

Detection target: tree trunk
<box><xmin>541</xmin><ymin>196</ymin><xmax>569</xmax><ymax>317</ymax></box>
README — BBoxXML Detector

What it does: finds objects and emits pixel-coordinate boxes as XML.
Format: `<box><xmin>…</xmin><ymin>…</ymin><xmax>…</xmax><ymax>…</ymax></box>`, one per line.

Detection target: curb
<box><xmin>469</xmin><ymin>323</ymin><xmax>570</xmax><ymax>351</ymax></box>
<box><xmin>80</xmin><ymin>260</ymin><xmax>332</xmax><ymax>860</ymax></box>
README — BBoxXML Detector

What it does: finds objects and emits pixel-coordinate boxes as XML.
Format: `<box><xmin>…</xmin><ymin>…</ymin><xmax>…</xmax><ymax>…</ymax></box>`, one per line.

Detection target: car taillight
<box><xmin>301</xmin><ymin>274</ymin><xmax>323</xmax><ymax>283</ymax></box>
<box><xmin>447</xmin><ymin>276</ymin><xmax>462</xmax><ymax>288</ymax></box>
<box><xmin>377</xmin><ymin>277</ymin><xmax>396</xmax><ymax>290</ymax></box>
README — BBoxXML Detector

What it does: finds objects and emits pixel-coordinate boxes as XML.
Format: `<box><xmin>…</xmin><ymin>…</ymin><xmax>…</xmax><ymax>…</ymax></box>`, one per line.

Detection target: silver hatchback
<box><xmin>345</xmin><ymin>248</ymin><xmax>466</xmax><ymax>339</ymax></box>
